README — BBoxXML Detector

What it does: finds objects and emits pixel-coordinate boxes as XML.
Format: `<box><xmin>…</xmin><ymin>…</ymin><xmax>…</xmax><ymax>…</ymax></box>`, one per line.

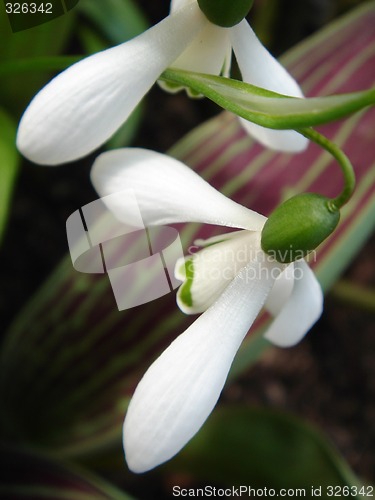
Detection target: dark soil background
<box><xmin>0</xmin><ymin>0</ymin><xmax>374</xmax><ymax>493</ymax></box>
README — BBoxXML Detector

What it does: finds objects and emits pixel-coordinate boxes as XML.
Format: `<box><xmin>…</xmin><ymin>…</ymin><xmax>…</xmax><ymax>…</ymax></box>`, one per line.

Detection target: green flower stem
<box><xmin>297</xmin><ymin>127</ymin><xmax>356</xmax><ymax>210</ymax></box>
<box><xmin>160</xmin><ymin>68</ymin><xmax>375</xmax><ymax>130</ymax></box>
<box><xmin>162</xmin><ymin>69</ymin><xmax>358</xmax><ymax>209</ymax></box>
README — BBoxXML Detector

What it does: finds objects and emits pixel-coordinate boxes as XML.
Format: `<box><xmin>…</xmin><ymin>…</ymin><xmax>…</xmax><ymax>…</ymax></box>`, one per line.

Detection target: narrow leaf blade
<box><xmin>0</xmin><ymin>108</ymin><xmax>20</xmax><ymax>244</ymax></box>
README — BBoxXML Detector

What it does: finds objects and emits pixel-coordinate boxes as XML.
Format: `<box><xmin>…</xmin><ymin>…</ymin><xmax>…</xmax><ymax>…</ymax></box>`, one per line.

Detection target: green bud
<box><xmin>197</xmin><ymin>0</ymin><xmax>254</xmax><ymax>28</ymax></box>
<box><xmin>261</xmin><ymin>193</ymin><xmax>340</xmax><ymax>263</ymax></box>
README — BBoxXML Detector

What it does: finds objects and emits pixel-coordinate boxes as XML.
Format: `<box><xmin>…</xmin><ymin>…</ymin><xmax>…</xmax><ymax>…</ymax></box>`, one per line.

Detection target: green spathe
<box><xmin>261</xmin><ymin>193</ymin><xmax>340</xmax><ymax>263</ymax></box>
<box><xmin>197</xmin><ymin>0</ymin><xmax>254</xmax><ymax>28</ymax></box>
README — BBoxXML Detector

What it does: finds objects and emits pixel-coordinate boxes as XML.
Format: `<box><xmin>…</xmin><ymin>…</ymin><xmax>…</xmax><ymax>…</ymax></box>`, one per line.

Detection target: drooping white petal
<box><xmin>123</xmin><ymin>245</ymin><xmax>281</xmax><ymax>473</ymax></box>
<box><xmin>16</xmin><ymin>3</ymin><xmax>207</xmax><ymax>165</ymax></box>
<box><xmin>229</xmin><ymin>20</ymin><xmax>308</xmax><ymax>152</ymax></box>
<box><xmin>265</xmin><ymin>263</ymin><xmax>295</xmax><ymax>316</ymax></box>
<box><xmin>230</xmin><ymin>20</ymin><xmax>304</xmax><ymax>98</ymax></box>
<box><xmin>91</xmin><ymin>148</ymin><xmax>266</xmax><ymax>230</ymax></box>
<box><xmin>264</xmin><ymin>260</ymin><xmax>323</xmax><ymax>347</ymax></box>
<box><xmin>176</xmin><ymin>231</ymin><xmax>260</xmax><ymax>314</ymax></box>
<box><xmin>239</xmin><ymin>118</ymin><xmax>308</xmax><ymax>153</ymax></box>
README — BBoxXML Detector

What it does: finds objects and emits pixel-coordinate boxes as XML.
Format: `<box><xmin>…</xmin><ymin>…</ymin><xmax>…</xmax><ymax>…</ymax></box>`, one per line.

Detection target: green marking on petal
<box><xmin>198</xmin><ymin>238</ymin><xmax>228</xmax><ymax>248</ymax></box>
<box><xmin>179</xmin><ymin>259</ymin><xmax>195</xmax><ymax>308</ymax></box>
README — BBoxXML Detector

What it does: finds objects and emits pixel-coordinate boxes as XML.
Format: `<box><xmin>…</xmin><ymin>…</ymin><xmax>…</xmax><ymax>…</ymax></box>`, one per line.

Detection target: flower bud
<box><xmin>197</xmin><ymin>0</ymin><xmax>254</xmax><ymax>28</ymax></box>
<box><xmin>261</xmin><ymin>193</ymin><xmax>340</xmax><ymax>263</ymax></box>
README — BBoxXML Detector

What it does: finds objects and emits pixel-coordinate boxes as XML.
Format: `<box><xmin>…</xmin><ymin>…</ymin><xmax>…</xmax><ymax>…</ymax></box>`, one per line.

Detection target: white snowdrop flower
<box><xmin>91</xmin><ymin>148</ymin><xmax>322</xmax><ymax>473</ymax></box>
<box><xmin>17</xmin><ymin>0</ymin><xmax>307</xmax><ymax>165</ymax></box>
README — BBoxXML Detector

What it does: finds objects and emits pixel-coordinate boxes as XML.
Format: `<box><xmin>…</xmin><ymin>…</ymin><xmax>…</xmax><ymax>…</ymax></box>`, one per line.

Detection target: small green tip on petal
<box><xmin>198</xmin><ymin>0</ymin><xmax>254</xmax><ymax>27</ymax></box>
<box><xmin>178</xmin><ymin>259</ymin><xmax>195</xmax><ymax>308</ymax></box>
<box><xmin>261</xmin><ymin>193</ymin><xmax>340</xmax><ymax>263</ymax></box>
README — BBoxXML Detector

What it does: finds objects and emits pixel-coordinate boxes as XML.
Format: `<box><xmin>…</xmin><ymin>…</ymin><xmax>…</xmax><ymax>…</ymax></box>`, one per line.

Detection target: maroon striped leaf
<box><xmin>0</xmin><ymin>2</ymin><xmax>374</xmax><ymax>456</ymax></box>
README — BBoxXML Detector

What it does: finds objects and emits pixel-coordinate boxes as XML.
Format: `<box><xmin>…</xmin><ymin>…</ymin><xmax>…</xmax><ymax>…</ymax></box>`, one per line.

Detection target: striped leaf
<box><xmin>77</xmin><ymin>0</ymin><xmax>148</xmax><ymax>45</ymax></box>
<box><xmin>0</xmin><ymin>108</ymin><xmax>20</xmax><ymax>245</ymax></box>
<box><xmin>0</xmin><ymin>444</ymin><xmax>133</xmax><ymax>499</ymax></box>
<box><xmin>1</xmin><ymin>2</ymin><xmax>375</xmax><ymax>456</ymax></box>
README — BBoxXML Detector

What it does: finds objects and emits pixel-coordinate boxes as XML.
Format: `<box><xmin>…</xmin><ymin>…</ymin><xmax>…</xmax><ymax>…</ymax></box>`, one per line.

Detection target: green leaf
<box><xmin>0</xmin><ymin>108</ymin><xmax>20</xmax><ymax>244</ymax></box>
<box><xmin>77</xmin><ymin>0</ymin><xmax>148</xmax><ymax>45</ymax></box>
<box><xmin>167</xmin><ymin>407</ymin><xmax>362</xmax><ymax>493</ymax></box>
<box><xmin>161</xmin><ymin>69</ymin><xmax>375</xmax><ymax>130</ymax></box>
<box><xmin>0</xmin><ymin>3</ymin><xmax>76</xmax><ymax>114</ymax></box>
<box><xmin>1</xmin><ymin>2</ymin><xmax>375</xmax><ymax>456</ymax></box>
<box><xmin>79</xmin><ymin>26</ymin><xmax>109</xmax><ymax>55</ymax></box>
<box><xmin>0</xmin><ymin>443</ymin><xmax>134</xmax><ymax>499</ymax></box>
<box><xmin>0</xmin><ymin>56</ymin><xmax>83</xmax><ymax>76</ymax></box>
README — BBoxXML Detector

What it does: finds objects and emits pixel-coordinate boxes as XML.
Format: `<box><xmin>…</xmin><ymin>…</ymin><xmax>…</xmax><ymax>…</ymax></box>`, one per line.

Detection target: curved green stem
<box><xmin>160</xmin><ymin>68</ymin><xmax>375</xmax><ymax>130</ymax></box>
<box><xmin>297</xmin><ymin>128</ymin><xmax>356</xmax><ymax>210</ymax></box>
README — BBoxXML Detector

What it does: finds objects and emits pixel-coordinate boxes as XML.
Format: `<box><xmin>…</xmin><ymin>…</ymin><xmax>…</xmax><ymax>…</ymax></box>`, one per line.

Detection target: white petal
<box><xmin>177</xmin><ymin>231</ymin><xmax>260</xmax><ymax>313</ymax></box>
<box><xmin>265</xmin><ymin>263</ymin><xmax>294</xmax><ymax>316</ymax></box>
<box><xmin>170</xmin><ymin>0</ymin><xmax>195</xmax><ymax>12</ymax></box>
<box><xmin>123</xmin><ymin>245</ymin><xmax>280</xmax><ymax>473</ymax></box>
<box><xmin>161</xmin><ymin>1</ymin><xmax>231</xmax><ymax>96</ymax></box>
<box><xmin>230</xmin><ymin>20</ymin><xmax>304</xmax><ymax>97</ymax></box>
<box><xmin>239</xmin><ymin>120</ymin><xmax>308</xmax><ymax>153</ymax></box>
<box><xmin>230</xmin><ymin>20</ymin><xmax>308</xmax><ymax>152</ymax></box>
<box><xmin>16</xmin><ymin>3</ymin><xmax>207</xmax><ymax>165</ymax></box>
<box><xmin>170</xmin><ymin>24</ymin><xmax>231</xmax><ymax>76</ymax></box>
<box><xmin>159</xmin><ymin>12</ymin><xmax>231</xmax><ymax>96</ymax></box>
<box><xmin>91</xmin><ymin>148</ymin><xmax>266</xmax><ymax>230</ymax></box>
<box><xmin>194</xmin><ymin>230</ymin><xmax>246</xmax><ymax>247</ymax></box>
<box><xmin>264</xmin><ymin>260</ymin><xmax>323</xmax><ymax>347</ymax></box>
<box><xmin>221</xmin><ymin>40</ymin><xmax>233</xmax><ymax>78</ymax></box>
